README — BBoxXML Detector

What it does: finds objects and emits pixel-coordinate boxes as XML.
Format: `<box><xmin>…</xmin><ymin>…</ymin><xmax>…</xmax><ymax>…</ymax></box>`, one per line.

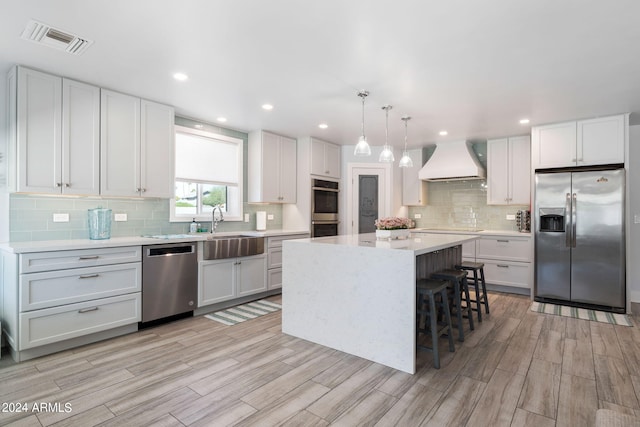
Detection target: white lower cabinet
<box><xmin>266</xmin><ymin>233</ymin><xmax>309</xmax><ymax>290</ymax></box>
<box><xmin>4</xmin><ymin>246</ymin><xmax>142</xmax><ymax>361</ymax></box>
<box><xmin>475</xmin><ymin>235</ymin><xmax>532</xmax><ymax>289</ymax></box>
<box><xmin>199</xmin><ymin>254</ymin><xmax>267</xmax><ymax>307</ymax></box>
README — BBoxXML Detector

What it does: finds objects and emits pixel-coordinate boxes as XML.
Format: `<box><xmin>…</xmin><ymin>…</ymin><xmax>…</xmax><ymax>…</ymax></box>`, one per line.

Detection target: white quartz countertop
<box><xmin>288</xmin><ymin>232</ymin><xmax>477</xmax><ymax>256</ymax></box>
<box><xmin>0</xmin><ymin>229</ymin><xmax>309</xmax><ymax>254</ymax></box>
<box><xmin>413</xmin><ymin>228</ymin><xmax>531</xmax><ymax>238</ymax></box>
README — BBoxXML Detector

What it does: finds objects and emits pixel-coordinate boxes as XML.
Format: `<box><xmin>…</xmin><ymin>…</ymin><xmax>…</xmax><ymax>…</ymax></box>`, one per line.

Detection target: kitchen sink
<box><xmin>203</xmin><ymin>235</ymin><xmax>265</xmax><ymax>260</ymax></box>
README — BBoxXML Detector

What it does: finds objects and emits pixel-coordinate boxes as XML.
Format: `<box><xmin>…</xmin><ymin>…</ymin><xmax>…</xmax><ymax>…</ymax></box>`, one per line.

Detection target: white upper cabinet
<box><xmin>487</xmin><ymin>136</ymin><xmax>530</xmax><ymax>205</ymax></box>
<box><xmin>10</xmin><ymin>67</ymin><xmax>99</xmax><ymax>195</ymax></box>
<box><xmin>140</xmin><ymin>100</ymin><xmax>174</xmax><ymax>198</ymax></box>
<box><xmin>101</xmin><ymin>90</ymin><xmax>174</xmax><ymax>197</ymax></box>
<box><xmin>577</xmin><ymin>115</ymin><xmax>625</xmax><ymax>166</ymax></box>
<box><xmin>310</xmin><ymin>138</ymin><xmax>341</xmax><ymax>179</ymax></box>
<box><xmin>62</xmin><ymin>78</ymin><xmax>100</xmax><ymax>195</ymax></box>
<box><xmin>248</xmin><ymin>130</ymin><xmax>297</xmax><ymax>203</ymax></box>
<box><xmin>402</xmin><ymin>149</ymin><xmax>428</xmax><ymax>206</ymax></box>
<box><xmin>531</xmin><ymin>114</ymin><xmax>626</xmax><ymax>169</ymax></box>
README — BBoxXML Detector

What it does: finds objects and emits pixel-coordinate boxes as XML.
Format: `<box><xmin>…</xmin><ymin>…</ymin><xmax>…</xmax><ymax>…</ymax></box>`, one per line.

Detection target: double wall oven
<box><xmin>311</xmin><ymin>179</ymin><xmax>339</xmax><ymax>237</ymax></box>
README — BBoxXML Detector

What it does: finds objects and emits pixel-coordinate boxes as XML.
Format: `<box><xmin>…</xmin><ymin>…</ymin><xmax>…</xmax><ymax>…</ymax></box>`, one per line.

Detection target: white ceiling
<box><xmin>2</xmin><ymin>0</ymin><xmax>640</xmax><ymax>149</ymax></box>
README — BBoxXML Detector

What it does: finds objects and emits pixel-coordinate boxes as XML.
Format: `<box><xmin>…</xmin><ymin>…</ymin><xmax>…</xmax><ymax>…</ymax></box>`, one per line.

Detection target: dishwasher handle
<box><xmin>146</xmin><ymin>244</ymin><xmax>195</xmax><ymax>257</ymax></box>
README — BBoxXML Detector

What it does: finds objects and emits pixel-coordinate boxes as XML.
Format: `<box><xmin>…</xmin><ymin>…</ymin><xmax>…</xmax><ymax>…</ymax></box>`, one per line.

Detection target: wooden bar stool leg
<box><xmin>472</xmin><ymin>268</ymin><xmax>482</xmax><ymax>322</ymax></box>
<box><xmin>441</xmin><ymin>290</ymin><xmax>455</xmax><ymax>353</ymax></box>
<box><xmin>452</xmin><ymin>279</ymin><xmax>464</xmax><ymax>342</ymax></box>
<box><xmin>462</xmin><ymin>276</ymin><xmax>474</xmax><ymax>331</ymax></box>
<box><xmin>480</xmin><ymin>267</ymin><xmax>490</xmax><ymax>314</ymax></box>
<box><xmin>429</xmin><ymin>294</ymin><xmax>440</xmax><ymax>369</ymax></box>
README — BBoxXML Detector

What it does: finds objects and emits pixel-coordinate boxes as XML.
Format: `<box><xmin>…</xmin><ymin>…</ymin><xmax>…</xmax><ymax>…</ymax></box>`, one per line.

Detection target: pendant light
<box><xmin>398</xmin><ymin>116</ymin><xmax>414</xmax><ymax>168</ymax></box>
<box><xmin>379</xmin><ymin>105</ymin><xmax>395</xmax><ymax>162</ymax></box>
<box><xmin>353</xmin><ymin>90</ymin><xmax>372</xmax><ymax>156</ymax></box>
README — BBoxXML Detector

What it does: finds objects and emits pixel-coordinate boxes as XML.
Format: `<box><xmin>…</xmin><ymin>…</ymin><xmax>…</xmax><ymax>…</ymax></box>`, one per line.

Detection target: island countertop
<box><xmin>287</xmin><ymin>232</ymin><xmax>477</xmax><ymax>256</ymax></box>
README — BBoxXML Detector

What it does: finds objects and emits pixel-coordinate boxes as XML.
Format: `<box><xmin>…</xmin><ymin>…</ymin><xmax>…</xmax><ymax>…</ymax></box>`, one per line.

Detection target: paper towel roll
<box><xmin>256</xmin><ymin>211</ymin><xmax>267</xmax><ymax>231</ymax></box>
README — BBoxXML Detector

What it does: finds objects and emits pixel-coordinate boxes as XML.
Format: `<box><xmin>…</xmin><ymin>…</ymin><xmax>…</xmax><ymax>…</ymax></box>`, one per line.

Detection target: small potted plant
<box><xmin>374</xmin><ymin>217</ymin><xmax>415</xmax><ymax>240</ymax></box>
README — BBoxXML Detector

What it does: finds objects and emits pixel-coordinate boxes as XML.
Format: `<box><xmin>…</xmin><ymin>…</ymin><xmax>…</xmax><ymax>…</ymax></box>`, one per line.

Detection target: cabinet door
<box><xmin>17</xmin><ymin>67</ymin><xmax>62</xmax><ymax>193</ymax></box>
<box><xmin>199</xmin><ymin>259</ymin><xmax>235</xmax><ymax>306</ymax></box>
<box><xmin>310</xmin><ymin>139</ymin><xmax>326</xmax><ymax>176</ymax></box>
<box><xmin>402</xmin><ymin>149</ymin><xmax>427</xmax><ymax>206</ymax></box>
<box><xmin>531</xmin><ymin>122</ymin><xmax>577</xmax><ymax>169</ymax></box>
<box><xmin>508</xmin><ymin>135</ymin><xmax>531</xmax><ymax>205</ymax></box>
<box><xmin>324</xmin><ymin>143</ymin><xmax>341</xmax><ymax>179</ymax></box>
<box><xmin>486</xmin><ymin>138</ymin><xmax>509</xmax><ymax>205</ymax></box>
<box><xmin>62</xmin><ymin>79</ymin><xmax>100</xmax><ymax>195</ymax></box>
<box><xmin>140</xmin><ymin>100</ymin><xmax>174</xmax><ymax>198</ymax></box>
<box><xmin>577</xmin><ymin>115</ymin><xmax>625</xmax><ymax>166</ymax></box>
<box><xmin>100</xmin><ymin>89</ymin><xmax>141</xmax><ymax>196</ymax></box>
<box><xmin>237</xmin><ymin>255</ymin><xmax>267</xmax><ymax>297</ymax></box>
<box><xmin>279</xmin><ymin>136</ymin><xmax>297</xmax><ymax>203</ymax></box>
<box><xmin>260</xmin><ymin>132</ymin><xmax>281</xmax><ymax>202</ymax></box>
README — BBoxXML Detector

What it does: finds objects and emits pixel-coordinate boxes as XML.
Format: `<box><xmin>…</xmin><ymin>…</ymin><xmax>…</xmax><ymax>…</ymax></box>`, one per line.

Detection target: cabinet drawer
<box><xmin>20</xmin><ymin>262</ymin><xmax>141</xmax><ymax>311</ymax></box>
<box><xmin>19</xmin><ymin>293</ymin><xmax>141</xmax><ymax>349</ymax></box>
<box><xmin>268</xmin><ymin>268</ymin><xmax>282</xmax><ymax>290</ymax></box>
<box><xmin>267</xmin><ymin>234</ymin><xmax>309</xmax><ymax>249</ymax></box>
<box><xmin>268</xmin><ymin>247</ymin><xmax>282</xmax><ymax>269</ymax></box>
<box><xmin>476</xmin><ymin>237</ymin><xmax>531</xmax><ymax>262</ymax></box>
<box><xmin>461</xmin><ymin>240</ymin><xmax>476</xmax><ymax>259</ymax></box>
<box><xmin>21</xmin><ymin>246</ymin><xmax>142</xmax><ymax>273</ymax></box>
<box><xmin>479</xmin><ymin>259</ymin><xmax>531</xmax><ymax>289</ymax></box>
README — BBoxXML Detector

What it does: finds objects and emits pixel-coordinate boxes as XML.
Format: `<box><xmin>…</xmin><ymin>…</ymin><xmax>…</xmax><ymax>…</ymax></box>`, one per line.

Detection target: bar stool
<box><xmin>431</xmin><ymin>269</ymin><xmax>475</xmax><ymax>342</ymax></box>
<box><xmin>455</xmin><ymin>261</ymin><xmax>490</xmax><ymax>322</ymax></box>
<box><xmin>416</xmin><ymin>278</ymin><xmax>455</xmax><ymax>369</ymax></box>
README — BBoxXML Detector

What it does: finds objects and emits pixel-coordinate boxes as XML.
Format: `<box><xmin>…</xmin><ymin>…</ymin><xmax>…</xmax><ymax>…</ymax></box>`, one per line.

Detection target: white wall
<box><xmin>628</xmin><ymin>125</ymin><xmax>640</xmax><ymax>305</ymax></box>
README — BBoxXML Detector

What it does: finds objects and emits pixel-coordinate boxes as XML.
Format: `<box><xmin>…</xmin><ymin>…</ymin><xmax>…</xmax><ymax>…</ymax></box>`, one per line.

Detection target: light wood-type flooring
<box><xmin>1</xmin><ymin>291</ymin><xmax>640</xmax><ymax>426</ymax></box>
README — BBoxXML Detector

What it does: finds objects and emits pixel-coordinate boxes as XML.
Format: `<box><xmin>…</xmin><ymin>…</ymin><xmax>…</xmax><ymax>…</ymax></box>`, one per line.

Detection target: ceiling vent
<box><xmin>21</xmin><ymin>20</ymin><xmax>93</xmax><ymax>55</ymax></box>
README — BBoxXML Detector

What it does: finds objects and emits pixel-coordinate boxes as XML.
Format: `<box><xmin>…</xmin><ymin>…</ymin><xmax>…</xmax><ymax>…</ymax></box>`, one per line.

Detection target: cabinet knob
<box><xmin>141</xmin><ymin>188</ymin><xmax>146</xmax><ymax>193</ymax></box>
<box><xmin>56</xmin><ymin>182</ymin><xmax>62</xmax><ymax>187</ymax></box>
<box><xmin>325</xmin><ymin>170</ymin><xmax>330</xmax><ymax>174</ymax></box>
<box><xmin>65</xmin><ymin>183</ymin><xmax>70</xmax><ymax>188</ymax></box>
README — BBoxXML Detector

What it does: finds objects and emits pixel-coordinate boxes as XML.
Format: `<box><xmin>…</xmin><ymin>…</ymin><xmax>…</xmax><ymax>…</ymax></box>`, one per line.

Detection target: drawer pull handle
<box><xmin>496</xmin><ymin>240</ymin><xmax>510</xmax><ymax>243</ymax></box>
<box><xmin>78</xmin><ymin>307</ymin><xmax>99</xmax><ymax>313</ymax></box>
<box><xmin>497</xmin><ymin>264</ymin><xmax>510</xmax><ymax>268</ymax></box>
<box><xmin>78</xmin><ymin>256</ymin><xmax>100</xmax><ymax>260</ymax></box>
<box><xmin>79</xmin><ymin>274</ymin><xmax>100</xmax><ymax>279</ymax></box>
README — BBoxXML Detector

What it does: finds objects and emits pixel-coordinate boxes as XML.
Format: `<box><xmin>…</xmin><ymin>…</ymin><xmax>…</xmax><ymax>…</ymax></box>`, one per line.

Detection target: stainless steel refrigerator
<box><xmin>534</xmin><ymin>168</ymin><xmax>625</xmax><ymax>312</ymax></box>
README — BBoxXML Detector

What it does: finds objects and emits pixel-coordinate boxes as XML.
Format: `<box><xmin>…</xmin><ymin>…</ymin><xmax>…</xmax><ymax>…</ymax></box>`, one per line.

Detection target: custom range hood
<box><xmin>418</xmin><ymin>141</ymin><xmax>485</xmax><ymax>181</ymax></box>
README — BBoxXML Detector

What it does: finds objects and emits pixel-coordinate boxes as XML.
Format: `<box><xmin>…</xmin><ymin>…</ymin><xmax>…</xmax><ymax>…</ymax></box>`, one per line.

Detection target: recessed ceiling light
<box><xmin>173</xmin><ymin>72</ymin><xmax>189</xmax><ymax>81</ymax></box>
<box><xmin>194</xmin><ymin>124</ymin><xmax>203</xmax><ymax>129</ymax></box>
<box><xmin>318</xmin><ymin>123</ymin><xmax>328</xmax><ymax>129</ymax></box>
<box><xmin>262</xmin><ymin>104</ymin><xmax>274</xmax><ymax>111</ymax></box>
<box><xmin>519</xmin><ymin>118</ymin><xmax>530</xmax><ymax>124</ymax></box>
<box><xmin>439</xmin><ymin>130</ymin><xmax>448</xmax><ymax>136</ymax></box>
<box><xmin>216</xmin><ymin>117</ymin><xmax>227</xmax><ymax>123</ymax></box>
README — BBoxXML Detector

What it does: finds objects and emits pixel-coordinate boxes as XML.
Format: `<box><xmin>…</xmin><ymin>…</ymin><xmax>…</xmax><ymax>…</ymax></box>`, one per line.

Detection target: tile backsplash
<box><xmin>408</xmin><ymin>179</ymin><xmax>529</xmax><ymax>231</ymax></box>
<box><xmin>9</xmin><ymin>194</ymin><xmax>283</xmax><ymax>242</ymax></box>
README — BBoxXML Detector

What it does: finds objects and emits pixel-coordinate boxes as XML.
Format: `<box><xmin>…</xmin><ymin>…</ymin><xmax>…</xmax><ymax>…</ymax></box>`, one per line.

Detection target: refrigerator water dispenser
<box><xmin>538</xmin><ymin>208</ymin><xmax>565</xmax><ymax>232</ymax></box>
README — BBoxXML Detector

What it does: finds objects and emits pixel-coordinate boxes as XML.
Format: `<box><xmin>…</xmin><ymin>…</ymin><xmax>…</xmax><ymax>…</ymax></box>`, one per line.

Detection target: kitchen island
<box><xmin>281</xmin><ymin>233</ymin><xmax>477</xmax><ymax>374</ymax></box>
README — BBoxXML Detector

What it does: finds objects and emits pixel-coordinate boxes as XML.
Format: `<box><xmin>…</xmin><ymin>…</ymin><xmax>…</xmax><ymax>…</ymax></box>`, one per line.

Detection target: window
<box><xmin>171</xmin><ymin>126</ymin><xmax>243</xmax><ymax>222</ymax></box>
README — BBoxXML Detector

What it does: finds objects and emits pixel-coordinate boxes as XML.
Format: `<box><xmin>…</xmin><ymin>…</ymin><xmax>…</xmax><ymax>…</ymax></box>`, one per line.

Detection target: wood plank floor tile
<box><xmin>460</xmin><ymin>340</ymin><xmax>507</xmax><ymax>383</ymax></box>
<box><xmin>48</xmin><ymin>404</ymin><xmax>114</xmax><ymax>427</ymax></box>
<box><xmin>374</xmin><ymin>382</ymin><xmax>442</xmax><ymax>427</ymax></box>
<box><xmin>517</xmin><ymin>358</ymin><xmax>561</xmax><ymax>419</ymax></box>
<box><xmin>510</xmin><ymin>408</ymin><xmax>556</xmax><ymax>427</ymax></box>
<box><xmin>466</xmin><ymin>368</ymin><xmax>526</xmax><ymax>427</ymax></box>
<box><xmin>592</xmin><ymin>323</ymin><xmax>624</xmax><ymax>359</ymax></box>
<box><xmin>618</xmin><ymin>338</ymin><xmax>640</xmax><ymax>377</ymax></box>
<box><xmin>306</xmin><ymin>363</ymin><xmax>394</xmax><ymax>422</ymax></box>
<box><xmin>563</xmin><ymin>338</ymin><xmax>595</xmax><ymax>380</ymax></box>
<box><xmin>594</xmin><ymin>354</ymin><xmax>640</xmax><ymax>409</ymax></box>
<box><xmin>330</xmin><ymin>389</ymin><xmax>398</xmax><ymax>427</ymax></box>
<box><xmin>188</xmin><ymin>399</ymin><xmax>257</xmax><ymax>427</ymax></box>
<box><xmin>422</xmin><ymin>375</ymin><xmax>486</xmax><ymax>426</ymax></box>
<box><xmin>145</xmin><ymin>413</ymin><xmax>186</xmax><ymax>427</ymax></box>
<box><xmin>533</xmin><ymin>315</ymin><xmax>566</xmax><ymax>364</ymax></box>
<box><xmin>3</xmin><ymin>414</ymin><xmax>43</xmax><ymax>427</ymax></box>
<box><xmin>279</xmin><ymin>410</ymin><xmax>329</xmax><ymax>427</ymax></box>
<box><xmin>556</xmin><ymin>373</ymin><xmax>598</xmax><ymax>427</ymax></box>
<box><xmin>312</xmin><ymin>354</ymin><xmax>373</xmax><ymax>390</ymax></box>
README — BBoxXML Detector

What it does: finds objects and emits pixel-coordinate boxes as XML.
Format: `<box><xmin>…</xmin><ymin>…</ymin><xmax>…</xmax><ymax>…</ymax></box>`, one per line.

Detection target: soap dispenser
<box><xmin>190</xmin><ymin>218</ymin><xmax>197</xmax><ymax>233</ymax></box>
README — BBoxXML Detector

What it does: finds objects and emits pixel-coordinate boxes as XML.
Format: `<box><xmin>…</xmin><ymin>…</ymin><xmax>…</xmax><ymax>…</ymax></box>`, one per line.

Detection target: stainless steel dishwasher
<box><xmin>142</xmin><ymin>242</ymin><xmax>198</xmax><ymax>323</ymax></box>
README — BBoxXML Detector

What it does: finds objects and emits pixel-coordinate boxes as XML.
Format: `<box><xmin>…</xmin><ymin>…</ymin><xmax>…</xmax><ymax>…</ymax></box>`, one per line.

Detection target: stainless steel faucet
<box><xmin>211</xmin><ymin>204</ymin><xmax>224</xmax><ymax>233</ymax></box>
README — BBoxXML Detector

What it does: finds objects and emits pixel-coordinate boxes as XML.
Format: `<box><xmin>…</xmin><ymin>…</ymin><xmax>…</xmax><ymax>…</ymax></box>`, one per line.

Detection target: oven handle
<box><xmin>312</xmin><ymin>220</ymin><xmax>340</xmax><ymax>225</ymax></box>
<box><xmin>312</xmin><ymin>187</ymin><xmax>339</xmax><ymax>193</ymax></box>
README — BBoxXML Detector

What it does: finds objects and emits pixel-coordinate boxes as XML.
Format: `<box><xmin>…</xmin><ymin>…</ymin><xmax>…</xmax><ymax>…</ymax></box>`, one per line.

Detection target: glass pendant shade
<box><xmin>354</xmin><ymin>135</ymin><xmax>371</xmax><ymax>156</ymax></box>
<box><xmin>398</xmin><ymin>151</ymin><xmax>413</xmax><ymax>168</ymax></box>
<box><xmin>354</xmin><ymin>90</ymin><xmax>372</xmax><ymax>156</ymax></box>
<box><xmin>379</xmin><ymin>105</ymin><xmax>394</xmax><ymax>163</ymax></box>
<box><xmin>398</xmin><ymin>115</ymin><xmax>413</xmax><ymax>168</ymax></box>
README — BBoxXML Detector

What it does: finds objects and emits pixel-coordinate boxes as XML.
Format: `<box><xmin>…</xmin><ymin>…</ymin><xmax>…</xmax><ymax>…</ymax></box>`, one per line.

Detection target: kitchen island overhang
<box><xmin>281</xmin><ymin>233</ymin><xmax>478</xmax><ymax>374</ymax></box>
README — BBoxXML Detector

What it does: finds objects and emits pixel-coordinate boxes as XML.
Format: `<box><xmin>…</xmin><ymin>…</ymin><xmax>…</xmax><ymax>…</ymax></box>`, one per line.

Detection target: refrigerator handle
<box><xmin>572</xmin><ymin>193</ymin><xmax>577</xmax><ymax>248</ymax></box>
<box><xmin>565</xmin><ymin>193</ymin><xmax>572</xmax><ymax>248</ymax></box>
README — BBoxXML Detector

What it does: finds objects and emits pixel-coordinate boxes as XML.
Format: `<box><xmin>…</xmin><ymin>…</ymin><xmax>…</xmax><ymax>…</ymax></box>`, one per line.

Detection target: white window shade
<box><xmin>175</xmin><ymin>131</ymin><xmax>240</xmax><ymax>184</ymax></box>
